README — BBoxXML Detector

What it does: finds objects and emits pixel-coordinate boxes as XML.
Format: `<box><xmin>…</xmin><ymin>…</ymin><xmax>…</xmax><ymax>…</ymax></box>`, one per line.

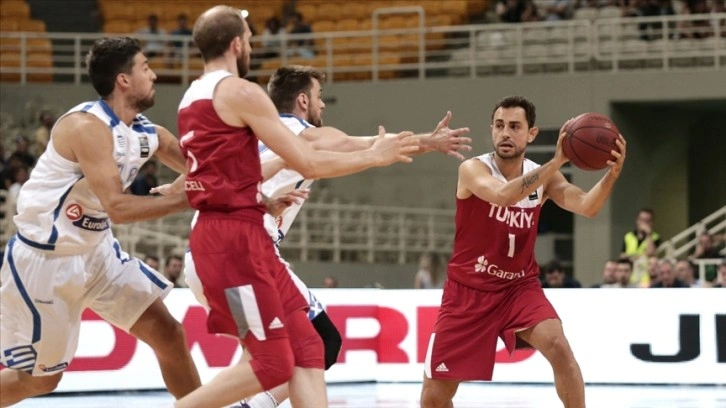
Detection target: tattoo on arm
<box><xmin>520</xmin><ymin>172</ymin><xmax>540</xmax><ymax>193</ymax></box>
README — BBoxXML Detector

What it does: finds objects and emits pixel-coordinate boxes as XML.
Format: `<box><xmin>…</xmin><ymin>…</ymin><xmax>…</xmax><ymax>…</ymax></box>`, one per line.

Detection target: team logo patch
<box><xmin>139</xmin><ymin>135</ymin><xmax>150</xmax><ymax>158</ymax></box>
<box><xmin>65</xmin><ymin>204</ymin><xmax>83</xmax><ymax>221</ymax></box>
<box><xmin>72</xmin><ymin>215</ymin><xmax>110</xmax><ymax>231</ymax></box>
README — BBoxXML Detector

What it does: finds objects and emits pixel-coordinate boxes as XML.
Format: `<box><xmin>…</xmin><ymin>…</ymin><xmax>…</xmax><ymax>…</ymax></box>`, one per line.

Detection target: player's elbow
<box><xmin>580</xmin><ymin>207</ymin><xmax>599</xmax><ymax>219</ymax></box>
<box><xmin>288</xmin><ymin>159</ymin><xmax>320</xmax><ymax>179</ymax></box>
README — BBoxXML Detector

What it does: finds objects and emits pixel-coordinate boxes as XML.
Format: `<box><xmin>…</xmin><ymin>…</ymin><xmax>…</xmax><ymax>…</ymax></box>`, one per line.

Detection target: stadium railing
<box><xmin>1</xmin><ymin>13</ymin><xmax>724</xmax><ymax>85</ymax></box>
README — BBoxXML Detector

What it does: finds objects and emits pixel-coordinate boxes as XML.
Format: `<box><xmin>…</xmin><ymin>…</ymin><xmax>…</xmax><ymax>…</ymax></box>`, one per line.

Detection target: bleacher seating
<box><xmin>0</xmin><ymin>1</ymin><xmax>53</xmax><ymax>83</ymax></box>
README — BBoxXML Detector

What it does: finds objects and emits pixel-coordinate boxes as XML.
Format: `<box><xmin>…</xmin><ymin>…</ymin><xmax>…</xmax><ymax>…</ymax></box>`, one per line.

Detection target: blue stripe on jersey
<box><xmin>112</xmin><ymin>240</ymin><xmax>133</xmax><ymax>264</ymax></box>
<box><xmin>279</xmin><ymin>113</ymin><xmax>311</xmax><ymax>129</ymax></box>
<box><xmin>97</xmin><ymin>99</ymin><xmax>120</xmax><ymax>128</ymax></box>
<box><xmin>131</xmin><ymin>123</ymin><xmax>156</xmax><ymax>134</ymax></box>
<box><xmin>139</xmin><ymin>261</ymin><xmax>168</xmax><ymax>290</ymax></box>
<box><xmin>80</xmin><ymin>103</ymin><xmax>94</xmax><ymax>112</ymax></box>
<box><xmin>7</xmin><ymin>236</ymin><xmax>42</xmax><ymax>343</ymax></box>
<box><xmin>258</xmin><ymin>144</ymin><xmax>269</xmax><ymax>154</ymax></box>
<box><xmin>295</xmin><ymin>179</ymin><xmax>310</xmax><ymax>189</ymax></box>
<box><xmin>17</xmin><ymin>233</ymin><xmax>56</xmax><ymax>251</ymax></box>
<box><xmin>47</xmin><ymin>177</ymin><xmax>84</xmax><ymax>245</ymax></box>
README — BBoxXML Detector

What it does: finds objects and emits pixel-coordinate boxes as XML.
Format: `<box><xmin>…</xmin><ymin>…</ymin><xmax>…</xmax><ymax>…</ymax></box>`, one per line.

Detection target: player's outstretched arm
<box><xmin>545</xmin><ymin>135</ymin><xmax>626</xmax><ymax>218</ymax></box>
<box><xmin>218</xmin><ymin>79</ymin><xmax>419</xmax><ymax>179</ymax></box>
<box><xmin>300</xmin><ymin>111</ymin><xmax>471</xmax><ymax>160</ymax></box>
<box><xmin>53</xmin><ymin>113</ymin><xmax>188</xmax><ymax>224</ymax></box>
<box><xmin>154</xmin><ymin>125</ymin><xmax>188</xmax><ymax>174</ymax></box>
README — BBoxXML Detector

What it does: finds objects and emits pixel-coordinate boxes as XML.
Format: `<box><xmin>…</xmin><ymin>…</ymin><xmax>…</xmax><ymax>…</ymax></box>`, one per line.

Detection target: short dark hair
<box><xmin>638</xmin><ymin>208</ymin><xmax>654</xmax><ymax>218</ymax></box>
<box><xmin>492</xmin><ymin>96</ymin><xmax>536</xmax><ymax>128</ymax></box>
<box><xmin>267</xmin><ymin>65</ymin><xmax>326</xmax><ymax>113</ymax></box>
<box><xmin>86</xmin><ymin>37</ymin><xmax>142</xmax><ymax>98</ymax></box>
<box><xmin>193</xmin><ymin>5</ymin><xmax>246</xmax><ymax>62</ymax></box>
<box><xmin>165</xmin><ymin>254</ymin><xmax>182</xmax><ymax>267</ymax></box>
<box><xmin>544</xmin><ymin>259</ymin><xmax>564</xmax><ymax>274</ymax></box>
<box><xmin>617</xmin><ymin>257</ymin><xmax>633</xmax><ymax>269</ymax></box>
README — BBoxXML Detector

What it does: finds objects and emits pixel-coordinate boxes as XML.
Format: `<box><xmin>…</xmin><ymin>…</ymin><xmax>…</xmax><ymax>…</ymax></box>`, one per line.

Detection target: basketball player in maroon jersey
<box><xmin>173</xmin><ymin>6</ymin><xmax>418</xmax><ymax>408</ymax></box>
<box><xmin>420</xmin><ymin>96</ymin><xmax>626</xmax><ymax>408</ymax></box>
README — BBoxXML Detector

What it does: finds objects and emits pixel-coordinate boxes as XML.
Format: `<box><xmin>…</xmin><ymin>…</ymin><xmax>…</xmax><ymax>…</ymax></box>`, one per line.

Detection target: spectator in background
<box><xmin>170</xmin><ymin>13</ymin><xmax>193</xmax><ymax>58</ymax></box>
<box><xmin>691</xmin><ymin>232</ymin><xmax>722</xmax><ymax>282</ymax></box>
<box><xmin>543</xmin><ymin>0</ymin><xmax>572</xmax><ymax>20</ymax></box>
<box><xmin>592</xmin><ymin>259</ymin><xmax>618</xmax><ymax>288</ymax></box>
<box><xmin>136</xmin><ymin>14</ymin><xmax>168</xmax><ymax>58</ymax></box>
<box><xmin>497</xmin><ymin>0</ymin><xmax>527</xmax><ymax>22</ymax></box>
<box><xmin>675</xmin><ymin>259</ymin><xmax>704</xmax><ymax>287</ymax></box>
<box><xmin>414</xmin><ymin>252</ymin><xmax>445</xmax><ymax>289</ymax></box>
<box><xmin>34</xmin><ymin>110</ymin><xmax>55</xmax><ymax>157</ymax></box>
<box><xmin>712</xmin><ymin>258</ymin><xmax>726</xmax><ymax>287</ymax></box>
<box><xmin>622</xmin><ymin>208</ymin><xmax>661</xmax><ymax>260</ymax></box>
<box><xmin>691</xmin><ymin>232</ymin><xmax>722</xmax><ymax>259</ymax></box>
<box><xmin>287</xmin><ymin>11</ymin><xmax>315</xmax><ymax>58</ymax></box>
<box><xmin>130</xmin><ymin>160</ymin><xmax>159</xmax><ymax>196</ymax></box>
<box><xmin>646</xmin><ymin>255</ymin><xmax>661</xmax><ymax>286</ymax></box>
<box><xmin>521</xmin><ymin>0</ymin><xmax>541</xmax><ymax>22</ymax></box>
<box><xmin>614</xmin><ymin>257</ymin><xmax>637</xmax><ymax>288</ymax></box>
<box><xmin>651</xmin><ymin>258</ymin><xmax>688</xmax><ymax>287</ymax></box>
<box><xmin>541</xmin><ymin>259</ymin><xmax>581</xmax><ymax>288</ymax></box>
<box><xmin>163</xmin><ymin>254</ymin><xmax>186</xmax><ymax>288</ymax></box>
<box><xmin>323</xmin><ymin>276</ymin><xmax>339</xmax><ymax>288</ymax></box>
<box><xmin>261</xmin><ymin>16</ymin><xmax>283</xmax><ymax>59</ymax></box>
<box><xmin>6</xmin><ymin>165</ymin><xmax>29</xmax><ymax>216</ymax></box>
<box><xmin>143</xmin><ymin>254</ymin><xmax>160</xmax><ymax>271</ymax></box>
<box><xmin>9</xmin><ymin>136</ymin><xmax>36</xmax><ymax>169</ymax></box>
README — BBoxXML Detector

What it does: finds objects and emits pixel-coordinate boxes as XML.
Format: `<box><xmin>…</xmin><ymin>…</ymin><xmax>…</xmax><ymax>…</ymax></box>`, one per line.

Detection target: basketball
<box><xmin>562</xmin><ymin>113</ymin><xmax>620</xmax><ymax>171</ymax></box>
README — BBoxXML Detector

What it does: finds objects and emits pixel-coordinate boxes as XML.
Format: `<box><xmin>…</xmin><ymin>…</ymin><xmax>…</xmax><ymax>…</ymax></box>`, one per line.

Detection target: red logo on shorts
<box><xmin>66</xmin><ymin>204</ymin><xmax>83</xmax><ymax>221</ymax></box>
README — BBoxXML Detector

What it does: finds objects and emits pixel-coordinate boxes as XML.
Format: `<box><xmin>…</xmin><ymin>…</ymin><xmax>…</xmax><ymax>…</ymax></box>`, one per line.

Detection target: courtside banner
<box><xmin>49</xmin><ymin>289</ymin><xmax>724</xmax><ymax>392</ymax></box>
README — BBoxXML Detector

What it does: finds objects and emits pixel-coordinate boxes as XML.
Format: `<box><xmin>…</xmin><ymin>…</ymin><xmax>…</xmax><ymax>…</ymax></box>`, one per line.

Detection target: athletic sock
<box><xmin>247</xmin><ymin>391</ymin><xmax>280</xmax><ymax>408</ymax></box>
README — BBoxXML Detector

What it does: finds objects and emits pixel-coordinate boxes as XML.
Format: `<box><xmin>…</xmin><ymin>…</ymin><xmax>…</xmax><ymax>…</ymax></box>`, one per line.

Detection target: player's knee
<box><xmin>312</xmin><ymin>312</ymin><xmax>342</xmax><ymax>370</ymax></box>
<box><xmin>152</xmin><ymin>319</ymin><xmax>188</xmax><ymax>356</ymax></box>
<box><xmin>250</xmin><ymin>339</ymin><xmax>295</xmax><ymax>390</ymax></box>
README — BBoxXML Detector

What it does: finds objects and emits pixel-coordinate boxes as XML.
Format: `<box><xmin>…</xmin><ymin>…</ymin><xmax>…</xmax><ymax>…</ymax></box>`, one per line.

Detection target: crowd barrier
<box><xmin>15</xmin><ymin>288</ymin><xmax>725</xmax><ymax>393</ymax></box>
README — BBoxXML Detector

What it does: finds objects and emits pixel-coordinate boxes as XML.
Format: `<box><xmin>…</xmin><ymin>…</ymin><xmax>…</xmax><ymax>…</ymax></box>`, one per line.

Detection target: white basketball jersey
<box><xmin>13</xmin><ymin>100</ymin><xmax>159</xmax><ymax>254</ymax></box>
<box><xmin>260</xmin><ymin>114</ymin><xmax>315</xmax><ymax>243</ymax></box>
<box><xmin>478</xmin><ymin>153</ymin><xmax>543</xmax><ymax>208</ymax></box>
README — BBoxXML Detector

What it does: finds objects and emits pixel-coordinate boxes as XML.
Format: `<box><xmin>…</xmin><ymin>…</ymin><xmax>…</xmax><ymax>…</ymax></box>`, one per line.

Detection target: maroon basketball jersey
<box><xmin>447</xmin><ymin>153</ymin><xmax>544</xmax><ymax>291</ymax></box>
<box><xmin>177</xmin><ymin>70</ymin><xmax>264</xmax><ymax>219</ymax></box>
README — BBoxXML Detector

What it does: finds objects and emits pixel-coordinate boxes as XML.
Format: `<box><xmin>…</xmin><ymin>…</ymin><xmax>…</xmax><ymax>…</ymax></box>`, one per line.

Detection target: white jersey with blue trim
<box><xmin>260</xmin><ymin>114</ymin><xmax>315</xmax><ymax>244</ymax></box>
<box><xmin>13</xmin><ymin>100</ymin><xmax>159</xmax><ymax>254</ymax></box>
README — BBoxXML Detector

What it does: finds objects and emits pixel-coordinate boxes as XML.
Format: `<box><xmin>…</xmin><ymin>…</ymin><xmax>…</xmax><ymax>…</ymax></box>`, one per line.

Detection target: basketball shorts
<box><xmin>0</xmin><ymin>234</ymin><xmax>171</xmax><ymax>376</ymax></box>
<box><xmin>185</xmin><ymin>245</ymin><xmax>324</xmax><ymax>321</ymax></box>
<box><xmin>189</xmin><ymin>216</ymin><xmax>309</xmax><ymax>341</ymax></box>
<box><xmin>424</xmin><ymin>278</ymin><xmax>559</xmax><ymax>381</ymax></box>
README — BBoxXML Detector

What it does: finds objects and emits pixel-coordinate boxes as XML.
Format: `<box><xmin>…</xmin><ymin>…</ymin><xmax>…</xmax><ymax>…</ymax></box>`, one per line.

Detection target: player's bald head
<box><xmin>193</xmin><ymin>5</ymin><xmax>247</xmax><ymax>61</ymax></box>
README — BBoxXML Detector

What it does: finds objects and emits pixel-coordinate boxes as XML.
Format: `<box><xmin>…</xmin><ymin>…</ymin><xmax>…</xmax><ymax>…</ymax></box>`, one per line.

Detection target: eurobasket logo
<box><xmin>65</xmin><ymin>204</ymin><xmax>83</xmax><ymax>221</ymax></box>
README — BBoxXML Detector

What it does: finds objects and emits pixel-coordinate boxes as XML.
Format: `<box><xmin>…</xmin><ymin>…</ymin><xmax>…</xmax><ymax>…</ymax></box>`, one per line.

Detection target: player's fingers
<box><xmin>455</xmin><ymin>137</ymin><xmax>473</xmax><ymax>146</ymax></box>
<box><xmin>447</xmin><ymin>151</ymin><xmax>466</xmax><ymax>161</ymax></box>
<box><xmin>397</xmin><ymin>130</ymin><xmax>414</xmax><ymax>139</ymax></box>
<box><xmin>378</xmin><ymin>125</ymin><xmax>386</xmax><ymax>137</ymax></box>
<box><xmin>399</xmin><ymin>155</ymin><xmax>414</xmax><ymax>163</ymax></box>
<box><xmin>402</xmin><ymin>145</ymin><xmax>420</xmax><ymax>154</ymax></box>
<box><xmin>452</xmin><ymin>127</ymin><xmax>471</xmax><ymax>136</ymax></box>
<box><xmin>439</xmin><ymin>111</ymin><xmax>452</xmax><ymax>127</ymax></box>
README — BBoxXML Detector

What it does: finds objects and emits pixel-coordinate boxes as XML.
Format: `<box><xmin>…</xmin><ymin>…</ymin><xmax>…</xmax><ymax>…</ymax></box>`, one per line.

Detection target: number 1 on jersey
<box><xmin>507</xmin><ymin>233</ymin><xmax>515</xmax><ymax>258</ymax></box>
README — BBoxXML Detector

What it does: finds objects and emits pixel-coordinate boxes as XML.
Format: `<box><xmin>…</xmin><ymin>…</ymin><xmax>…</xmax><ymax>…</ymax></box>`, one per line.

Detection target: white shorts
<box><xmin>0</xmin><ymin>235</ymin><xmax>172</xmax><ymax>376</ymax></box>
<box><xmin>184</xmin><ymin>245</ymin><xmax>324</xmax><ymax>320</ymax></box>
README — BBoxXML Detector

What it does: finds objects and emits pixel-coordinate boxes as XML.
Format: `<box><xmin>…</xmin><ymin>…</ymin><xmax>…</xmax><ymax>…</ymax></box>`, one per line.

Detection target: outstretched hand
<box><xmin>266</xmin><ymin>189</ymin><xmax>310</xmax><ymax>218</ymax></box>
<box><xmin>150</xmin><ymin>182</ymin><xmax>181</xmax><ymax>196</ymax></box>
<box><xmin>371</xmin><ymin>125</ymin><xmax>419</xmax><ymax>166</ymax></box>
<box><xmin>426</xmin><ymin>111</ymin><xmax>472</xmax><ymax>160</ymax></box>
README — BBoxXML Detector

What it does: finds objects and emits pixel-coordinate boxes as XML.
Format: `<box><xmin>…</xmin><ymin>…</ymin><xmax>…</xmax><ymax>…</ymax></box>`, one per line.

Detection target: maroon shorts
<box><xmin>425</xmin><ymin>278</ymin><xmax>559</xmax><ymax>381</ymax></box>
<box><xmin>190</xmin><ymin>215</ymin><xmax>308</xmax><ymax>342</ymax></box>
